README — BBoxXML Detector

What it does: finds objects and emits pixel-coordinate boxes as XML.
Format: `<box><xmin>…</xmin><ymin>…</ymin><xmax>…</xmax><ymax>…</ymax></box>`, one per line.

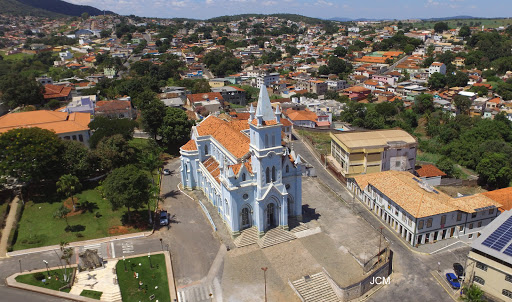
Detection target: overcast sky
<box><xmin>67</xmin><ymin>0</ymin><xmax>510</xmax><ymax>20</ymax></box>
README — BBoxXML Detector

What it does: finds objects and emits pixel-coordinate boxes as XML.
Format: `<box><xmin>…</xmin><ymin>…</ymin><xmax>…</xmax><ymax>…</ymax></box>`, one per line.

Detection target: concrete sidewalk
<box><xmin>0</xmin><ymin>197</ymin><xmax>20</xmax><ymax>258</ymax></box>
<box><xmin>7</xmin><ymin>231</ymin><xmax>153</xmax><ymax>257</ymax></box>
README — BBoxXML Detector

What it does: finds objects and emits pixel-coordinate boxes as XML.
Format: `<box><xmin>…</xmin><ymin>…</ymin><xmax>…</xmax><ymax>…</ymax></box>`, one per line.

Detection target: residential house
<box><xmin>483</xmin><ymin>187</ymin><xmax>512</xmax><ymax>212</ymax></box>
<box><xmin>347</xmin><ymin>170</ymin><xmax>501</xmax><ymax>246</ymax></box>
<box><xmin>62</xmin><ymin>95</ymin><xmax>96</xmax><ymax>115</ymax></box>
<box><xmin>256</xmin><ymin>73</ymin><xmax>280</xmax><ymax>88</ymax></box>
<box><xmin>429</xmin><ymin>62</ymin><xmax>446</xmax><ymax>76</ymax></box>
<box><xmin>44</xmin><ymin>84</ymin><xmax>72</xmax><ymax>102</ymax></box>
<box><xmin>211</xmin><ymin>86</ymin><xmax>247</xmax><ymax>106</ymax></box>
<box><xmin>285</xmin><ymin>108</ymin><xmax>330</xmax><ymax>129</ymax></box>
<box><xmin>343</xmin><ymin>86</ymin><xmax>371</xmax><ymax>101</ymax></box>
<box><xmin>415</xmin><ymin>164</ymin><xmax>447</xmax><ymax>186</ymax></box>
<box><xmin>330</xmin><ymin>129</ymin><xmax>418</xmax><ymax>178</ymax></box>
<box><xmin>186</xmin><ymin>92</ymin><xmax>224</xmax><ymax>113</ymax></box>
<box><xmin>0</xmin><ymin>110</ymin><xmax>91</xmax><ymax>145</ymax></box>
<box><xmin>326</xmin><ymin>80</ymin><xmax>349</xmax><ymax>92</ymax></box>
<box><xmin>95</xmin><ymin>99</ymin><xmax>136</xmax><ymax>119</ymax></box>
<box><xmin>296</xmin><ymin>79</ymin><xmax>328</xmax><ymax>95</ymax></box>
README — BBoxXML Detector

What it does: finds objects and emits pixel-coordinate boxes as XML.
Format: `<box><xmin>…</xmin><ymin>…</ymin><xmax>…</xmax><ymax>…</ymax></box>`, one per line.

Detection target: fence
<box><xmin>198</xmin><ymin>200</ymin><xmax>217</xmax><ymax>231</ymax></box>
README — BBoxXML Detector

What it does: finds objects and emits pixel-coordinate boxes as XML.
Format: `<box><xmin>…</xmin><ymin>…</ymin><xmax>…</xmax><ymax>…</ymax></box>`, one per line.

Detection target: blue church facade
<box><xmin>180</xmin><ymin>86</ymin><xmax>303</xmax><ymax>237</ymax></box>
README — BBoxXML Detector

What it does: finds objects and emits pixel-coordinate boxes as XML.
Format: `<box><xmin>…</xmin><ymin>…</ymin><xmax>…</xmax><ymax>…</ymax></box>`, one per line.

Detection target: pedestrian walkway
<box><xmin>178</xmin><ymin>283</ymin><xmax>214</xmax><ymax>302</ymax></box>
<box><xmin>0</xmin><ymin>197</ymin><xmax>20</xmax><ymax>258</ymax></box>
<box><xmin>291</xmin><ymin>272</ymin><xmax>339</xmax><ymax>302</ymax></box>
<box><xmin>69</xmin><ymin>260</ymin><xmax>121</xmax><ymax>302</ymax></box>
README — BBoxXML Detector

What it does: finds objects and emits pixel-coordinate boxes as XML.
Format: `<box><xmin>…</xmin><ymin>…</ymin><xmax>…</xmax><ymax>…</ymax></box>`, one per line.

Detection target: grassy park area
<box><xmin>12</xmin><ymin>187</ymin><xmax>150</xmax><ymax>251</ymax></box>
<box><xmin>116</xmin><ymin>254</ymin><xmax>170</xmax><ymax>302</ymax></box>
<box><xmin>299</xmin><ymin>129</ymin><xmax>332</xmax><ymax>155</ymax></box>
<box><xmin>80</xmin><ymin>289</ymin><xmax>102</xmax><ymax>299</ymax></box>
<box><xmin>15</xmin><ymin>268</ymin><xmax>74</xmax><ymax>293</ymax></box>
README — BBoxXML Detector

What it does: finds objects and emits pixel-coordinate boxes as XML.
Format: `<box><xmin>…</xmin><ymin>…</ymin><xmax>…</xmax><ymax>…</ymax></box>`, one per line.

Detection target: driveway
<box><xmin>158</xmin><ymin>159</ymin><xmax>221</xmax><ymax>287</ymax></box>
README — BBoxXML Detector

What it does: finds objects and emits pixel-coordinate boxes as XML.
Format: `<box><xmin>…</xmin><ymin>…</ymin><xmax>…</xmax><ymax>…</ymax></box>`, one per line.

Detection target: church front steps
<box><xmin>257</xmin><ymin>228</ymin><xmax>297</xmax><ymax>249</ymax></box>
<box><xmin>291</xmin><ymin>272</ymin><xmax>340</xmax><ymax>302</ymax></box>
<box><xmin>233</xmin><ymin>226</ymin><xmax>259</xmax><ymax>248</ymax></box>
<box><xmin>290</xmin><ymin>222</ymin><xmax>309</xmax><ymax>233</ymax></box>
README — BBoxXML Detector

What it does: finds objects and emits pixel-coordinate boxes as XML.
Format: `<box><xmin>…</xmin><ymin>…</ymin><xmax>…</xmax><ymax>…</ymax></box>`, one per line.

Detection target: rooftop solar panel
<box><xmin>482</xmin><ymin>216</ymin><xmax>512</xmax><ymax>251</ymax></box>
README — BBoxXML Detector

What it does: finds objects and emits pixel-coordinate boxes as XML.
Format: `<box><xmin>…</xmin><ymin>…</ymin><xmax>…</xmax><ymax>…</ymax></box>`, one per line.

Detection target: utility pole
<box><xmin>378</xmin><ymin>227</ymin><xmax>384</xmax><ymax>263</ymax></box>
<box><xmin>160</xmin><ymin>238</ymin><xmax>164</xmax><ymax>251</ymax></box>
<box><xmin>19</xmin><ymin>259</ymin><xmax>22</xmax><ymax>273</ymax></box>
<box><xmin>261</xmin><ymin>267</ymin><xmax>268</xmax><ymax>302</ymax></box>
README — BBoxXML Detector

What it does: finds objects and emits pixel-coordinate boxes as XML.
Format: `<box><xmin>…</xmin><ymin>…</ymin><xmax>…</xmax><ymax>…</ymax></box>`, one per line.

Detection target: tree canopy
<box><xmin>88</xmin><ymin>117</ymin><xmax>137</xmax><ymax>148</ymax></box>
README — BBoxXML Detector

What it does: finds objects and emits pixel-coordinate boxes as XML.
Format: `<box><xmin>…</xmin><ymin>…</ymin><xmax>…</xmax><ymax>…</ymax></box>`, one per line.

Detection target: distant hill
<box><xmin>208</xmin><ymin>14</ymin><xmax>329</xmax><ymax>25</ymax></box>
<box><xmin>15</xmin><ymin>0</ymin><xmax>115</xmax><ymax>17</ymax></box>
<box><xmin>422</xmin><ymin>16</ymin><xmax>479</xmax><ymax>21</ymax></box>
<box><xmin>0</xmin><ymin>0</ymin><xmax>63</xmax><ymax>17</ymax></box>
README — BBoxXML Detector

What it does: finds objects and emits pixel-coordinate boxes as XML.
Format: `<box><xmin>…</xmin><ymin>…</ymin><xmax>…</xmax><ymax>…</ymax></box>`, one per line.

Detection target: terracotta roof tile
<box><xmin>196</xmin><ymin>116</ymin><xmax>250</xmax><ymax>158</ymax></box>
<box><xmin>44</xmin><ymin>84</ymin><xmax>72</xmax><ymax>99</ymax></box>
<box><xmin>482</xmin><ymin>187</ymin><xmax>512</xmax><ymax>211</ymax></box>
<box><xmin>181</xmin><ymin>139</ymin><xmax>197</xmax><ymax>151</ymax></box>
<box><xmin>0</xmin><ymin>111</ymin><xmax>90</xmax><ymax>134</ymax></box>
<box><xmin>416</xmin><ymin>164</ymin><xmax>447</xmax><ymax>178</ymax></box>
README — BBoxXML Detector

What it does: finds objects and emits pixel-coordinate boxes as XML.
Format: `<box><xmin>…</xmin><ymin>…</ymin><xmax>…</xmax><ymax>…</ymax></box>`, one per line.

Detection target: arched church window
<box><xmin>272</xmin><ymin>166</ymin><xmax>276</xmax><ymax>182</ymax></box>
<box><xmin>204</xmin><ymin>144</ymin><xmax>209</xmax><ymax>155</ymax></box>
<box><xmin>265</xmin><ymin>135</ymin><xmax>269</xmax><ymax>148</ymax></box>
<box><xmin>266</xmin><ymin>167</ymin><xmax>270</xmax><ymax>183</ymax></box>
<box><xmin>272</xmin><ymin>135</ymin><xmax>275</xmax><ymax>147</ymax></box>
<box><xmin>242</xmin><ymin>173</ymin><xmax>246</xmax><ymax>181</ymax></box>
<box><xmin>286</xmin><ymin>165</ymin><xmax>289</xmax><ymax>173</ymax></box>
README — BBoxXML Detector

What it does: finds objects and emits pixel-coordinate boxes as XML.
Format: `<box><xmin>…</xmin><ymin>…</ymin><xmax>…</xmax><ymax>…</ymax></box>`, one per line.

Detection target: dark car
<box><xmin>162</xmin><ymin>169</ymin><xmax>171</xmax><ymax>175</ymax></box>
<box><xmin>453</xmin><ymin>263</ymin><xmax>464</xmax><ymax>278</ymax></box>
<box><xmin>446</xmin><ymin>273</ymin><xmax>461</xmax><ymax>289</ymax></box>
<box><xmin>160</xmin><ymin>210</ymin><xmax>169</xmax><ymax>226</ymax></box>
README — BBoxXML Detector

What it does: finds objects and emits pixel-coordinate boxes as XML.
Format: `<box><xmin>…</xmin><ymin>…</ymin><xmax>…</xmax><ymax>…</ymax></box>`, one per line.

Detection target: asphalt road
<box><xmin>291</xmin><ymin>137</ymin><xmax>469</xmax><ymax>301</ymax></box>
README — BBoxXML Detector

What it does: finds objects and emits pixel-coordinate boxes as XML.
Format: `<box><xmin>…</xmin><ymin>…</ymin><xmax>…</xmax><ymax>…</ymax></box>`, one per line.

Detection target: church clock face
<box><xmin>268</xmin><ymin>152</ymin><xmax>273</xmax><ymax>158</ymax></box>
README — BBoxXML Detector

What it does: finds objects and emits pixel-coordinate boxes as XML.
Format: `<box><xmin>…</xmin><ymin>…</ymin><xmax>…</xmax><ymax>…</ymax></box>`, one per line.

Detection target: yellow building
<box><xmin>465</xmin><ymin>210</ymin><xmax>512</xmax><ymax>301</ymax></box>
<box><xmin>330</xmin><ymin>129</ymin><xmax>417</xmax><ymax>178</ymax></box>
<box><xmin>209</xmin><ymin>78</ymin><xmax>228</xmax><ymax>88</ymax></box>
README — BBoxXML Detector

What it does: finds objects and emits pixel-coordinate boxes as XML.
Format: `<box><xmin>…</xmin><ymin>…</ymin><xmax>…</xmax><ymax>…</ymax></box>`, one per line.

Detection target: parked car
<box><xmin>446</xmin><ymin>273</ymin><xmax>461</xmax><ymax>289</ymax></box>
<box><xmin>453</xmin><ymin>263</ymin><xmax>464</xmax><ymax>278</ymax></box>
<box><xmin>160</xmin><ymin>210</ymin><xmax>169</xmax><ymax>226</ymax></box>
<box><xmin>162</xmin><ymin>169</ymin><xmax>171</xmax><ymax>175</ymax></box>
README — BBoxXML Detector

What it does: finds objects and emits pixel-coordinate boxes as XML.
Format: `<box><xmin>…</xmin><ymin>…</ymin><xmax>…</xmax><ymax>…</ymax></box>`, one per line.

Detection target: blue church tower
<box><xmin>180</xmin><ymin>85</ymin><xmax>303</xmax><ymax>237</ymax></box>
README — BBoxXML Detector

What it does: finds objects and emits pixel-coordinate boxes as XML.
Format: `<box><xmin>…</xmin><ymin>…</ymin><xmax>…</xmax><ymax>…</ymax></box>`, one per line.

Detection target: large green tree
<box><xmin>61</xmin><ymin>140</ymin><xmax>92</xmax><ymax>178</ymax></box>
<box><xmin>476</xmin><ymin>153</ymin><xmax>512</xmax><ymax>189</ymax></box>
<box><xmin>103</xmin><ymin>165</ymin><xmax>152</xmax><ymax>221</ymax></box>
<box><xmin>413</xmin><ymin>94</ymin><xmax>435</xmax><ymax>114</ymax></box>
<box><xmin>0</xmin><ymin>128</ymin><xmax>63</xmax><ymax>186</ymax></box>
<box><xmin>158</xmin><ymin>107</ymin><xmax>195</xmax><ymax>149</ymax></box>
<box><xmin>93</xmin><ymin>134</ymin><xmax>135</xmax><ymax>172</ymax></box>
<box><xmin>453</xmin><ymin>95</ymin><xmax>472</xmax><ymax>115</ymax></box>
<box><xmin>138</xmin><ymin>92</ymin><xmax>166</xmax><ymax>140</ymax></box>
<box><xmin>434</xmin><ymin>22</ymin><xmax>449</xmax><ymax>33</ymax></box>
<box><xmin>460</xmin><ymin>284</ymin><xmax>484</xmax><ymax>302</ymax></box>
<box><xmin>88</xmin><ymin>117</ymin><xmax>137</xmax><ymax>148</ymax></box>
<box><xmin>0</xmin><ymin>74</ymin><xmax>45</xmax><ymax>109</ymax></box>
<box><xmin>428</xmin><ymin>72</ymin><xmax>446</xmax><ymax>89</ymax></box>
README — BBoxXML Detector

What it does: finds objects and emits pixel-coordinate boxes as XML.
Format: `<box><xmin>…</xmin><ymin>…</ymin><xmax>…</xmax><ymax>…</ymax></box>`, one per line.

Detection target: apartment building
<box><xmin>348</xmin><ymin>171</ymin><xmax>502</xmax><ymax>247</ymax></box>
<box><xmin>465</xmin><ymin>210</ymin><xmax>512</xmax><ymax>301</ymax></box>
<box><xmin>330</xmin><ymin>129</ymin><xmax>417</xmax><ymax>178</ymax></box>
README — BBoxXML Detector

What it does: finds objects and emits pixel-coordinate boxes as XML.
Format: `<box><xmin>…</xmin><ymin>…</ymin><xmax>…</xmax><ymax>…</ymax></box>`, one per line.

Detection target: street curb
<box><xmin>430</xmin><ymin>270</ymin><xmax>459</xmax><ymax>302</ymax></box>
<box><xmin>6</xmin><ymin>251</ymin><xmax>177</xmax><ymax>302</ymax></box>
<box><xmin>6</xmin><ymin>231</ymin><xmax>153</xmax><ymax>257</ymax></box>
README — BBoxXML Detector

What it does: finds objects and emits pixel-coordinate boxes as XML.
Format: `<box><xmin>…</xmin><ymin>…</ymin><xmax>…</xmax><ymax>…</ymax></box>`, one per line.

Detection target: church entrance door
<box><xmin>241</xmin><ymin>208</ymin><xmax>251</xmax><ymax>230</ymax></box>
<box><xmin>266</xmin><ymin>203</ymin><xmax>275</xmax><ymax>229</ymax></box>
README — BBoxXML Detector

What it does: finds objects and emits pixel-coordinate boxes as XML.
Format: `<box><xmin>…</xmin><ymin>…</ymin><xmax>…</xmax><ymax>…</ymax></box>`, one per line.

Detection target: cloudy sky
<box><xmin>66</xmin><ymin>0</ymin><xmax>509</xmax><ymax>20</ymax></box>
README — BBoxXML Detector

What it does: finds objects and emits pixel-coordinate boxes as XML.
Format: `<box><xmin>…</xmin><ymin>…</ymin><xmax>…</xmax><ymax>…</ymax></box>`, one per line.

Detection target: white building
<box><xmin>256</xmin><ymin>73</ymin><xmax>280</xmax><ymax>88</ymax></box>
<box><xmin>348</xmin><ymin>171</ymin><xmax>502</xmax><ymax>247</ymax></box>
<box><xmin>429</xmin><ymin>62</ymin><xmax>446</xmax><ymax>76</ymax></box>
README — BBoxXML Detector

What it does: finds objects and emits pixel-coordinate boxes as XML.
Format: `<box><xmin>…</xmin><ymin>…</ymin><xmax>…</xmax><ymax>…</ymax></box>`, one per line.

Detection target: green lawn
<box><xmin>0</xmin><ymin>51</ymin><xmax>34</xmax><ymax>61</ymax></box>
<box><xmin>116</xmin><ymin>254</ymin><xmax>170</xmax><ymax>302</ymax></box>
<box><xmin>128</xmin><ymin>138</ymin><xmax>151</xmax><ymax>150</ymax></box>
<box><xmin>15</xmin><ymin>268</ymin><xmax>73</xmax><ymax>293</ymax></box>
<box><xmin>13</xmin><ymin>188</ymin><xmax>150</xmax><ymax>251</ymax></box>
<box><xmin>80</xmin><ymin>289</ymin><xmax>102</xmax><ymax>299</ymax></box>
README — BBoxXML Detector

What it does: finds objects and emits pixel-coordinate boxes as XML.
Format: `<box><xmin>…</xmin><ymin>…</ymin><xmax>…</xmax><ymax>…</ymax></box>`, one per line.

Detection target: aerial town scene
<box><xmin>0</xmin><ymin>0</ymin><xmax>512</xmax><ymax>301</ymax></box>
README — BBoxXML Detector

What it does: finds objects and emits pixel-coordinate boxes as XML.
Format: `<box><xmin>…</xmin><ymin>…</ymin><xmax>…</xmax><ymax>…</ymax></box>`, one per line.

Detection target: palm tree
<box><xmin>57</xmin><ymin>174</ymin><xmax>82</xmax><ymax>211</ymax></box>
<box><xmin>139</xmin><ymin>144</ymin><xmax>163</xmax><ymax>224</ymax></box>
<box><xmin>53</xmin><ymin>205</ymin><xmax>71</xmax><ymax>227</ymax></box>
<box><xmin>460</xmin><ymin>284</ymin><xmax>484</xmax><ymax>302</ymax></box>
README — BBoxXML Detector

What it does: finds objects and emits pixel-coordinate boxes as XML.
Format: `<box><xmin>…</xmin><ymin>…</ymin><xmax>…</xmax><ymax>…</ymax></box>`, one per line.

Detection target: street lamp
<box><xmin>19</xmin><ymin>259</ymin><xmax>22</xmax><ymax>273</ymax></box>
<box><xmin>160</xmin><ymin>238</ymin><xmax>163</xmax><ymax>251</ymax></box>
<box><xmin>148</xmin><ymin>252</ymin><xmax>152</xmax><ymax>269</ymax></box>
<box><xmin>123</xmin><ymin>256</ymin><xmax>127</xmax><ymax>272</ymax></box>
<box><xmin>166</xmin><ymin>244</ymin><xmax>169</xmax><ymax>252</ymax></box>
<box><xmin>261</xmin><ymin>267</ymin><xmax>268</xmax><ymax>302</ymax></box>
<box><xmin>43</xmin><ymin>260</ymin><xmax>50</xmax><ymax>277</ymax></box>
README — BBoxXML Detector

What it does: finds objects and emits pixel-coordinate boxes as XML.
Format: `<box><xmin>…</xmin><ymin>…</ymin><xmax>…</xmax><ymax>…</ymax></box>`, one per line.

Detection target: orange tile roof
<box><xmin>181</xmin><ymin>139</ymin><xmax>197</xmax><ymax>151</ymax></box>
<box><xmin>482</xmin><ymin>187</ymin><xmax>512</xmax><ymax>212</ymax></box>
<box><xmin>0</xmin><ymin>111</ymin><xmax>90</xmax><ymax>134</ymax></box>
<box><xmin>229</xmin><ymin>160</ymin><xmax>253</xmax><ymax>176</ymax></box>
<box><xmin>202</xmin><ymin>157</ymin><xmax>220</xmax><ymax>184</ymax></box>
<box><xmin>251</xmin><ymin>119</ymin><xmax>278</xmax><ymax>126</ymax></box>
<box><xmin>353</xmin><ymin>171</ymin><xmax>501</xmax><ymax>218</ymax></box>
<box><xmin>44</xmin><ymin>84</ymin><xmax>72</xmax><ymax>99</ymax></box>
<box><xmin>196</xmin><ymin>116</ymin><xmax>250</xmax><ymax>158</ymax></box>
<box><xmin>286</xmin><ymin>108</ymin><xmax>318</xmax><ymax>122</ymax></box>
<box><xmin>416</xmin><ymin>164</ymin><xmax>447</xmax><ymax>178</ymax></box>
<box><xmin>95</xmin><ymin>100</ymin><xmax>132</xmax><ymax>113</ymax></box>
<box><xmin>187</xmin><ymin>92</ymin><xmax>224</xmax><ymax>103</ymax></box>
